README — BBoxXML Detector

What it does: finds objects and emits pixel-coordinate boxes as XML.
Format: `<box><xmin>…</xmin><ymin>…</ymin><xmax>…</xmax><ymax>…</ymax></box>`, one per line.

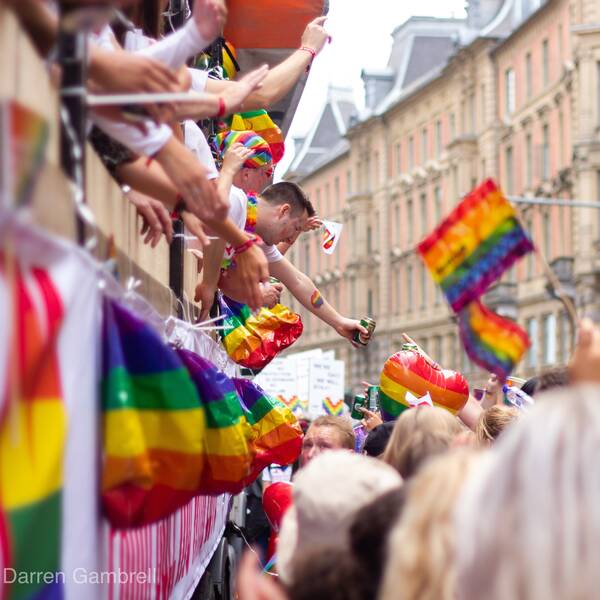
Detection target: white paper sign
<box><xmin>321</xmin><ymin>220</ymin><xmax>343</xmax><ymax>255</ymax></box>
<box><xmin>307</xmin><ymin>359</ymin><xmax>345</xmax><ymax>418</ymax></box>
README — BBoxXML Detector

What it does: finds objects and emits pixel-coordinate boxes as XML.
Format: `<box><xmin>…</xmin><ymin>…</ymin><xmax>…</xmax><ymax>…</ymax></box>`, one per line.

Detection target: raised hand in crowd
<box><xmin>127</xmin><ymin>190</ymin><xmax>173</xmax><ymax>247</ymax></box>
<box><xmin>193</xmin><ymin>0</ymin><xmax>227</xmax><ymax>44</ymax></box>
<box><xmin>360</xmin><ymin>407</ymin><xmax>383</xmax><ymax>432</ymax></box>
<box><xmin>303</xmin><ymin>215</ymin><xmax>323</xmax><ymax>232</ymax></box>
<box><xmin>301</xmin><ymin>16</ymin><xmax>331</xmax><ymax>55</ymax></box>
<box><xmin>569</xmin><ymin>318</ymin><xmax>600</xmax><ymax>383</ymax></box>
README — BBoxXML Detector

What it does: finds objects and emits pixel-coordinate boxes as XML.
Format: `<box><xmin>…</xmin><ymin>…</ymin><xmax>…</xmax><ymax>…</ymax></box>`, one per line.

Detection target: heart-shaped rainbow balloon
<box><xmin>323</xmin><ymin>397</ymin><xmax>344</xmax><ymax>416</ymax></box>
<box><xmin>379</xmin><ymin>348</ymin><xmax>469</xmax><ymax>421</ymax></box>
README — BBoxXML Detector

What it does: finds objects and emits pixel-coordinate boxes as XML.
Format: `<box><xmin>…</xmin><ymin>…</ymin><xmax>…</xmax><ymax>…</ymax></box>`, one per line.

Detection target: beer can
<box><xmin>351</xmin><ymin>395</ymin><xmax>366</xmax><ymax>420</ymax></box>
<box><xmin>353</xmin><ymin>317</ymin><xmax>376</xmax><ymax>346</ymax></box>
<box><xmin>367</xmin><ymin>385</ymin><xmax>380</xmax><ymax>412</ymax></box>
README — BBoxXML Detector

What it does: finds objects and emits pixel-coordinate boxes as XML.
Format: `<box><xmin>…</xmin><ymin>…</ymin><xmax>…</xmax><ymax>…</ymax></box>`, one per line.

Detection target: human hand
<box><xmin>262</xmin><ymin>282</ymin><xmax>284</xmax><ymax>308</ymax></box>
<box><xmin>569</xmin><ymin>318</ymin><xmax>600</xmax><ymax>383</ymax></box>
<box><xmin>195</xmin><ymin>282</ymin><xmax>217</xmax><ymax>322</ymax></box>
<box><xmin>128</xmin><ymin>191</ymin><xmax>173</xmax><ymax>247</ymax></box>
<box><xmin>193</xmin><ymin>0</ymin><xmax>227</xmax><ymax>45</ymax></box>
<box><xmin>222</xmin><ymin>143</ymin><xmax>255</xmax><ymax>175</ymax></box>
<box><xmin>335</xmin><ymin>317</ymin><xmax>368</xmax><ymax>346</ymax></box>
<box><xmin>220</xmin><ymin>65</ymin><xmax>269</xmax><ymax>114</ymax></box>
<box><xmin>300</xmin><ymin>16</ymin><xmax>330</xmax><ymax>55</ymax></box>
<box><xmin>359</xmin><ymin>407</ymin><xmax>383</xmax><ymax>432</ymax></box>
<box><xmin>236</xmin><ymin>550</ymin><xmax>289</xmax><ymax>600</ymax></box>
<box><xmin>482</xmin><ymin>373</ymin><xmax>503</xmax><ymax>408</ymax></box>
<box><xmin>181</xmin><ymin>210</ymin><xmax>210</xmax><ymax>249</ymax></box>
<box><xmin>401</xmin><ymin>332</ymin><xmax>439</xmax><ymax>368</ymax></box>
<box><xmin>234</xmin><ymin>244</ymin><xmax>270</xmax><ymax>312</ymax></box>
<box><xmin>303</xmin><ymin>215</ymin><xmax>323</xmax><ymax>232</ymax></box>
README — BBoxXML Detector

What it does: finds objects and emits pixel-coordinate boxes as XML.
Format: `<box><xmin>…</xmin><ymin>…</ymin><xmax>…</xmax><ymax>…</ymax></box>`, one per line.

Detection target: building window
<box><xmin>526</xmin><ymin>133</ymin><xmax>533</xmax><ymax>187</ymax></box>
<box><xmin>526</xmin><ymin>317</ymin><xmax>539</xmax><ymax>368</ymax></box>
<box><xmin>526</xmin><ymin>217</ymin><xmax>534</xmax><ymax>279</ymax></box>
<box><xmin>542</xmin><ymin>124</ymin><xmax>550</xmax><ymax>180</ymax></box>
<box><xmin>334</xmin><ymin>176</ymin><xmax>340</xmax><ymax>213</ymax></box>
<box><xmin>435</xmin><ymin>120</ymin><xmax>442</xmax><ymax>157</ymax></box>
<box><xmin>558</xmin><ymin>23</ymin><xmax>563</xmax><ymax>65</ymax></box>
<box><xmin>525</xmin><ymin>52</ymin><xmax>533</xmax><ymax>99</ymax></box>
<box><xmin>542</xmin><ymin>313</ymin><xmax>557</xmax><ymax>365</ymax></box>
<box><xmin>420</xmin><ymin>192</ymin><xmax>428</xmax><ymax>236</ymax></box>
<box><xmin>434</xmin><ymin>283</ymin><xmax>442</xmax><ymax>306</ymax></box>
<box><xmin>421</xmin><ymin>127</ymin><xmax>428</xmax><ymax>164</ymax></box>
<box><xmin>406</xmin><ymin>264</ymin><xmax>414</xmax><ymax>311</ymax></box>
<box><xmin>395</xmin><ymin>143</ymin><xmax>401</xmax><ymax>175</ymax></box>
<box><xmin>434</xmin><ymin>186</ymin><xmax>442</xmax><ymax>223</ymax></box>
<box><xmin>367</xmin><ymin>289</ymin><xmax>373</xmax><ymax>317</ymax></box>
<box><xmin>316</xmin><ymin>188</ymin><xmax>321</xmax><ymax>211</ymax></box>
<box><xmin>505</xmin><ymin>146</ymin><xmax>514</xmax><ymax>194</ymax></box>
<box><xmin>420</xmin><ymin>263</ymin><xmax>428</xmax><ymax>308</ymax></box>
<box><xmin>559</xmin><ymin>311</ymin><xmax>571</xmax><ymax>363</ymax></box>
<box><xmin>505</xmin><ymin>68</ymin><xmax>516</xmax><ymax>115</ymax></box>
<box><xmin>542</xmin><ymin>39</ymin><xmax>549</xmax><ymax>87</ymax></box>
<box><xmin>480</xmin><ymin>84</ymin><xmax>486</xmax><ymax>127</ymax></box>
<box><xmin>597</xmin><ymin>62</ymin><xmax>600</xmax><ymax>126</ymax></box>
<box><xmin>469</xmin><ymin>92</ymin><xmax>476</xmax><ymax>133</ymax></box>
<box><xmin>374</xmin><ymin>151</ymin><xmax>380</xmax><ymax>188</ymax></box>
<box><xmin>558</xmin><ymin>109</ymin><xmax>565</xmax><ymax>169</ymax></box>
<box><xmin>350</xmin><ymin>278</ymin><xmax>356</xmax><ymax>316</ymax></box>
<box><xmin>394</xmin><ymin>203</ymin><xmax>401</xmax><ymax>247</ymax></box>
<box><xmin>367</xmin><ymin>226</ymin><xmax>372</xmax><ymax>254</ymax></box>
<box><xmin>407</xmin><ymin>198</ymin><xmax>414</xmax><ymax>245</ymax></box>
<box><xmin>304</xmin><ymin>240</ymin><xmax>310</xmax><ymax>275</ymax></box>
<box><xmin>315</xmin><ymin>234</ymin><xmax>321</xmax><ymax>274</ymax></box>
<box><xmin>325</xmin><ymin>183</ymin><xmax>331</xmax><ymax>215</ymax></box>
<box><xmin>452</xmin><ymin>165</ymin><xmax>459</xmax><ymax>200</ymax></box>
<box><xmin>450</xmin><ymin>113</ymin><xmax>456</xmax><ymax>140</ymax></box>
<box><xmin>409</xmin><ymin>136</ymin><xmax>415</xmax><ymax>169</ymax></box>
<box><xmin>433</xmin><ymin>335</ymin><xmax>443</xmax><ymax>365</ymax></box>
<box><xmin>395</xmin><ymin>268</ymin><xmax>402</xmax><ymax>315</ymax></box>
<box><xmin>346</xmin><ymin>170</ymin><xmax>352</xmax><ymax>196</ymax></box>
<box><xmin>543</xmin><ymin>210</ymin><xmax>552</xmax><ymax>259</ymax></box>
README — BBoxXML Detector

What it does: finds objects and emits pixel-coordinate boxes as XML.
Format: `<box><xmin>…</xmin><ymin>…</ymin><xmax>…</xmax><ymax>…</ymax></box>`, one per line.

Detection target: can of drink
<box><xmin>367</xmin><ymin>385</ymin><xmax>380</xmax><ymax>412</ymax></box>
<box><xmin>353</xmin><ymin>317</ymin><xmax>376</xmax><ymax>346</ymax></box>
<box><xmin>351</xmin><ymin>395</ymin><xmax>366</xmax><ymax>420</ymax></box>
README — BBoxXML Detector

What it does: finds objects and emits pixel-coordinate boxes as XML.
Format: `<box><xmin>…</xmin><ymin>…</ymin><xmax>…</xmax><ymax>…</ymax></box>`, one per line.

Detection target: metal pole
<box><xmin>508</xmin><ymin>196</ymin><xmax>600</xmax><ymax>209</ymax></box>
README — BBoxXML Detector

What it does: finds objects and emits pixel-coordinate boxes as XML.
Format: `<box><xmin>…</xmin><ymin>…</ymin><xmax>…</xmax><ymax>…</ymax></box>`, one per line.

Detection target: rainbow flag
<box><xmin>228</xmin><ymin>110</ymin><xmax>284</xmax><ymax>164</ymax></box>
<box><xmin>1</xmin><ymin>100</ymin><xmax>49</xmax><ymax>207</ymax></box>
<box><xmin>277</xmin><ymin>395</ymin><xmax>301</xmax><ymax>414</ymax></box>
<box><xmin>177</xmin><ymin>349</ymin><xmax>253</xmax><ymax>495</ymax></box>
<box><xmin>233</xmin><ymin>379</ymin><xmax>302</xmax><ymax>484</ymax></box>
<box><xmin>0</xmin><ymin>256</ymin><xmax>66</xmax><ymax>600</ymax></box>
<box><xmin>217</xmin><ymin>295</ymin><xmax>303</xmax><ymax>371</ymax></box>
<box><xmin>322</xmin><ymin>397</ymin><xmax>344</xmax><ymax>416</ymax></box>
<box><xmin>417</xmin><ymin>179</ymin><xmax>534</xmax><ymax>312</ymax></box>
<box><xmin>101</xmin><ymin>299</ymin><xmax>205</xmax><ymax>528</ymax></box>
<box><xmin>457</xmin><ymin>300</ymin><xmax>530</xmax><ymax>381</ymax></box>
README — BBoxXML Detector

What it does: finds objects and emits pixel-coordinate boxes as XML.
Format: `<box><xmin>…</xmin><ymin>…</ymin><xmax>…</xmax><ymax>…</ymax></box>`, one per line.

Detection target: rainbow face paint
<box><xmin>310</xmin><ymin>290</ymin><xmax>324</xmax><ymax>308</ymax></box>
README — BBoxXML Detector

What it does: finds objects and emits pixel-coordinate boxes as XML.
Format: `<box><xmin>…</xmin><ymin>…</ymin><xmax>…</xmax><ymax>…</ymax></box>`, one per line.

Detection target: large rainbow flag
<box><xmin>457</xmin><ymin>300</ymin><xmax>530</xmax><ymax>381</ymax></box>
<box><xmin>217</xmin><ymin>295</ymin><xmax>303</xmax><ymax>371</ymax></box>
<box><xmin>176</xmin><ymin>349</ymin><xmax>253</xmax><ymax>495</ymax></box>
<box><xmin>0</xmin><ymin>255</ymin><xmax>66</xmax><ymax>600</ymax></box>
<box><xmin>101</xmin><ymin>299</ymin><xmax>205</xmax><ymax>528</ymax></box>
<box><xmin>233</xmin><ymin>379</ymin><xmax>302</xmax><ymax>484</ymax></box>
<box><xmin>418</xmin><ymin>179</ymin><xmax>534</xmax><ymax>312</ymax></box>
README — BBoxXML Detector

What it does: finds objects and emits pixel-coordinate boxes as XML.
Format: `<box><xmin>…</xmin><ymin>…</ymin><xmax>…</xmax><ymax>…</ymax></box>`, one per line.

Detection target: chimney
<box><xmin>361</xmin><ymin>68</ymin><xmax>394</xmax><ymax>110</ymax></box>
<box><xmin>466</xmin><ymin>0</ymin><xmax>504</xmax><ymax>29</ymax></box>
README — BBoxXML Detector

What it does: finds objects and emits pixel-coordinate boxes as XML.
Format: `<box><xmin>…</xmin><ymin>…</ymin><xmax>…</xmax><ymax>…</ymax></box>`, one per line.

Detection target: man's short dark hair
<box><xmin>261</xmin><ymin>181</ymin><xmax>312</xmax><ymax>216</ymax></box>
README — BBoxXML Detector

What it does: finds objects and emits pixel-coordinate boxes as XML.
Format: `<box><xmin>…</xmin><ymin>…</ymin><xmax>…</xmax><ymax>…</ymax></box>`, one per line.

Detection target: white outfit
<box><xmin>262</xmin><ymin>464</ymin><xmax>293</xmax><ymax>484</ymax></box>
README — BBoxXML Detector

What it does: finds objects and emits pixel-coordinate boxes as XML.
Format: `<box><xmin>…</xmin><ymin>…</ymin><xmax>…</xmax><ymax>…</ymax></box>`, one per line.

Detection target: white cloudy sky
<box><xmin>277</xmin><ymin>0</ymin><xmax>467</xmax><ymax>176</ymax></box>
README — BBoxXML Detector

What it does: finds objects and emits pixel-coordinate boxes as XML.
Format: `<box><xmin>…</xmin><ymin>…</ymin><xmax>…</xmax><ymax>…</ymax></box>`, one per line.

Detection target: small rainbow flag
<box><xmin>101</xmin><ymin>299</ymin><xmax>205</xmax><ymax>528</ymax></box>
<box><xmin>1</xmin><ymin>100</ymin><xmax>49</xmax><ymax>207</ymax></box>
<box><xmin>217</xmin><ymin>295</ymin><xmax>303</xmax><ymax>371</ymax></box>
<box><xmin>322</xmin><ymin>397</ymin><xmax>344</xmax><ymax>416</ymax></box>
<box><xmin>229</xmin><ymin>110</ymin><xmax>284</xmax><ymax>164</ymax></box>
<box><xmin>457</xmin><ymin>300</ymin><xmax>530</xmax><ymax>381</ymax></box>
<box><xmin>0</xmin><ymin>257</ymin><xmax>66</xmax><ymax>600</ymax></box>
<box><xmin>177</xmin><ymin>349</ymin><xmax>253</xmax><ymax>495</ymax></box>
<box><xmin>233</xmin><ymin>379</ymin><xmax>302</xmax><ymax>484</ymax></box>
<box><xmin>418</xmin><ymin>179</ymin><xmax>534</xmax><ymax>312</ymax></box>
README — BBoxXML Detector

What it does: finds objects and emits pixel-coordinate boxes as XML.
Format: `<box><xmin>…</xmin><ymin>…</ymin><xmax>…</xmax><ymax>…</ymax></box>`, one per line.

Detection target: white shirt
<box><xmin>225</xmin><ymin>187</ymin><xmax>283</xmax><ymax>264</ymax></box>
<box><xmin>261</xmin><ymin>464</ymin><xmax>293</xmax><ymax>484</ymax></box>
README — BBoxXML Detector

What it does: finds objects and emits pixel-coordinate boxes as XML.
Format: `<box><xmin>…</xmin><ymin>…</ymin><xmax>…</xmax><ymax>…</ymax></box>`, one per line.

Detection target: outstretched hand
<box><xmin>300</xmin><ymin>16</ymin><xmax>330</xmax><ymax>55</ymax></box>
<box><xmin>221</xmin><ymin>65</ymin><xmax>269</xmax><ymax>114</ymax></box>
<box><xmin>193</xmin><ymin>0</ymin><xmax>227</xmax><ymax>45</ymax></box>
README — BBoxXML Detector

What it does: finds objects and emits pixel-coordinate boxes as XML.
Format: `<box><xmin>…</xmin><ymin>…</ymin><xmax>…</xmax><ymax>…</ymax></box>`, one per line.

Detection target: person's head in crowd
<box><xmin>456</xmin><ymin>388</ymin><xmax>600</xmax><ymax>600</ymax></box>
<box><xmin>349</xmin><ymin>486</ymin><xmax>406</xmax><ymax>598</ymax></box>
<box><xmin>382</xmin><ymin>406</ymin><xmax>463</xmax><ymax>479</ymax></box>
<box><xmin>277</xmin><ymin>451</ymin><xmax>402</xmax><ymax>584</ymax></box>
<box><xmin>475</xmin><ymin>405</ymin><xmax>520</xmax><ymax>446</ymax></box>
<box><xmin>381</xmin><ymin>449</ymin><xmax>481</xmax><ymax>600</ymax></box>
<box><xmin>521</xmin><ymin>366</ymin><xmax>569</xmax><ymax>397</ymax></box>
<box><xmin>363</xmin><ymin>421</ymin><xmax>395</xmax><ymax>457</ymax></box>
<box><xmin>300</xmin><ymin>415</ymin><xmax>355</xmax><ymax>467</ymax></box>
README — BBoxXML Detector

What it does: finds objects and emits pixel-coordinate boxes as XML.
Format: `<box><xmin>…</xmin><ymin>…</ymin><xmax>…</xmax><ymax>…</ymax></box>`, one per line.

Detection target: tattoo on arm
<box><xmin>310</xmin><ymin>289</ymin><xmax>324</xmax><ymax>308</ymax></box>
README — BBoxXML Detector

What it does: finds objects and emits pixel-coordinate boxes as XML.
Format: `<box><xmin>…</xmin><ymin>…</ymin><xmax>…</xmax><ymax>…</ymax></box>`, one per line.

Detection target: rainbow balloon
<box><xmin>322</xmin><ymin>397</ymin><xmax>344</xmax><ymax>416</ymax></box>
<box><xmin>101</xmin><ymin>300</ymin><xmax>205</xmax><ymax>527</ymax></box>
<box><xmin>233</xmin><ymin>379</ymin><xmax>302</xmax><ymax>484</ymax></box>
<box><xmin>213</xmin><ymin>130</ymin><xmax>272</xmax><ymax>168</ymax></box>
<box><xmin>380</xmin><ymin>347</ymin><xmax>469</xmax><ymax>421</ymax></box>
<box><xmin>418</xmin><ymin>179</ymin><xmax>534</xmax><ymax>312</ymax></box>
<box><xmin>457</xmin><ymin>300</ymin><xmax>530</xmax><ymax>381</ymax></box>
<box><xmin>0</xmin><ymin>258</ymin><xmax>66</xmax><ymax>600</ymax></box>
<box><xmin>229</xmin><ymin>110</ymin><xmax>285</xmax><ymax>164</ymax></box>
<box><xmin>217</xmin><ymin>295</ymin><xmax>303</xmax><ymax>371</ymax></box>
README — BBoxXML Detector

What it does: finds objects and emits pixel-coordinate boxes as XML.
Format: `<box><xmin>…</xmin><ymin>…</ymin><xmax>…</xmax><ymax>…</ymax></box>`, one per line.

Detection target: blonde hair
<box><xmin>309</xmin><ymin>415</ymin><xmax>355</xmax><ymax>450</ymax></box>
<box><xmin>456</xmin><ymin>387</ymin><xmax>600</xmax><ymax>600</ymax></box>
<box><xmin>475</xmin><ymin>405</ymin><xmax>520</xmax><ymax>446</ymax></box>
<box><xmin>382</xmin><ymin>406</ymin><xmax>463</xmax><ymax>478</ymax></box>
<box><xmin>380</xmin><ymin>449</ymin><xmax>481</xmax><ymax>600</ymax></box>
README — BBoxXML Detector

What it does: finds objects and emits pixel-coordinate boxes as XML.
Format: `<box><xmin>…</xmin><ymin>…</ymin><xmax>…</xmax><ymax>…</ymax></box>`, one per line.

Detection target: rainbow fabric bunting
<box><xmin>457</xmin><ymin>300</ymin><xmax>530</xmax><ymax>381</ymax></box>
<box><xmin>0</xmin><ymin>256</ymin><xmax>66</xmax><ymax>600</ymax></box>
<box><xmin>233</xmin><ymin>379</ymin><xmax>302</xmax><ymax>483</ymax></box>
<box><xmin>1</xmin><ymin>101</ymin><xmax>49</xmax><ymax>207</ymax></box>
<box><xmin>322</xmin><ymin>397</ymin><xmax>344</xmax><ymax>416</ymax></box>
<box><xmin>213</xmin><ymin>130</ymin><xmax>272</xmax><ymax>168</ymax></box>
<box><xmin>176</xmin><ymin>349</ymin><xmax>253</xmax><ymax>495</ymax></box>
<box><xmin>228</xmin><ymin>110</ymin><xmax>284</xmax><ymax>164</ymax></box>
<box><xmin>217</xmin><ymin>294</ymin><xmax>303</xmax><ymax>371</ymax></box>
<box><xmin>101</xmin><ymin>299</ymin><xmax>205</xmax><ymax>528</ymax></box>
<box><xmin>418</xmin><ymin>179</ymin><xmax>534</xmax><ymax>312</ymax></box>
<box><xmin>278</xmin><ymin>395</ymin><xmax>301</xmax><ymax>413</ymax></box>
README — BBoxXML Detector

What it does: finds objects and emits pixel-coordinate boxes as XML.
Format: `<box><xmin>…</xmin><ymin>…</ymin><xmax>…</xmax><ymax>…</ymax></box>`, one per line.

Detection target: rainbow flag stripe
<box><xmin>277</xmin><ymin>395</ymin><xmax>301</xmax><ymax>413</ymax></box>
<box><xmin>177</xmin><ymin>349</ymin><xmax>253</xmax><ymax>495</ymax></box>
<box><xmin>213</xmin><ymin>131</ymin><xmax>272</xmax><ymax>167</ymax></box>
<box><xmin>101</xmin><ymin>300</ymin><xmax>205</xmax><ymax>528</ymax></box>
<box><xmin>418</xmin><ymin>179</ymin><xmax>534</xmax><ymax>312</ymax></box>
<box><xmin>0</xmin><ymin>257</ymin><xmax>66</xmax><ymax>600</ymax></box>
<box><xmin>322</xmin><ymin>397</ymin><xmax>344</xmax><ymax>416</ymax></box>
<box><xmin>217</xmin><ymin>295</ymin><xmax>303</xmax><ymax>371</ymax></box>
<box><xmin>457</xmin><ymin>300</ymin><xmax>530</xmax><ymax>380</ymax></box>
<box><xmin>229</xmin><ymin>110</ymin><xmax>284</xmax><ymax>164</ymax></box>
<box><xmin>233</xmin><ymin>379</ymin><xmax>302</xmax><ymax>484</ymax></box>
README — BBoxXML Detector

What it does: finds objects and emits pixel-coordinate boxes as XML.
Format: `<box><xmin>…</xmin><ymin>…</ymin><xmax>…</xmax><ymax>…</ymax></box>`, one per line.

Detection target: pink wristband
<box><xmin>299</xmin><ymin>46</ymin><xmax>317</xmax><ymax>71</ymax></box>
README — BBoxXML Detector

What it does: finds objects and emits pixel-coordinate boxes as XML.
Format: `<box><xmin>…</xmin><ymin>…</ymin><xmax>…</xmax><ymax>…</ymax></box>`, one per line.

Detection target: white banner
<box><xmin>308</xmin><ymin>359</ymin><xmax>346</xmax><ymax>418</ymax></box>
